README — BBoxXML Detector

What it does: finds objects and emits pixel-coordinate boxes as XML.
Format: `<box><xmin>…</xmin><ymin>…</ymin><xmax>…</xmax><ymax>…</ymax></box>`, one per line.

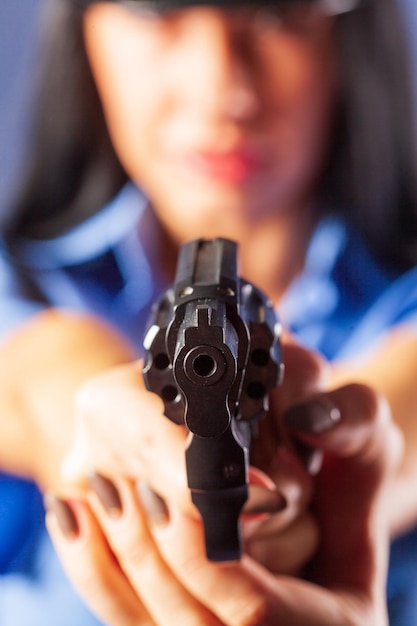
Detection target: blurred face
<box><xmin>83</xmin><ymin>1</ymin><xmax>337</xmax><ymax>242</ymax></box>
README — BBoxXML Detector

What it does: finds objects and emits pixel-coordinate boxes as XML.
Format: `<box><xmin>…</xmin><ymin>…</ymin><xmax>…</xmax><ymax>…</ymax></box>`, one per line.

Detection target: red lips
<box><xmin>183</xmin><ymin>147</ymin><xmax>265</xmax><ymax>183</ymax></box>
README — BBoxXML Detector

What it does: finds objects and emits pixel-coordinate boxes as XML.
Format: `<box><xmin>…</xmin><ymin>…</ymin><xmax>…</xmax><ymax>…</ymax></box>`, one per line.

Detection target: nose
<box><xmin>168</xmin><ymin>8</ymin><xmax>260</xmax><ymax>122</ymax></box>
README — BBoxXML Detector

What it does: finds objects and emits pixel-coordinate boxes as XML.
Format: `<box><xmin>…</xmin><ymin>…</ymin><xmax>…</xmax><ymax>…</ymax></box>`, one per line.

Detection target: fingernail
<box><xmin>136</xmin><ymin>481</ymin><xmax>169</xmax><ymax>526</ymax></box>
<box><xmin>243</xmin><ymin>485</ymin><xmax>287</xmax><ymax>514</ymax></box>
<box><xmin>88</xmin><ymin>472</ymin><xmax>123</xmax><ymax>518</ymax></box>
<box><xmin>44</xmin><ymin>493</ymin><xmax>79</xmax><ymax>540</ymax></box>
<box><xmin>284</xmin><ymin>398</ymin><xmax>341</xmax><ymax>434</ymax></box>
<box><xmin>294</xmin><ymin>441</ymin><xmax>324</xmax><ymax>475</ymax></box>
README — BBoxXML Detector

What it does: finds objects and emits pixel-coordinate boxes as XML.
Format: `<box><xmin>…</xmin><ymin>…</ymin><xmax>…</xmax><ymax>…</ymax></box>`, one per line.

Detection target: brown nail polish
<box><xmin>136</xmin><ymin>481</ymin><xmax>169</xmax><ymax>526</ymax></box>
<box><xmin>284</xmin><ymin>398</ymin><xmax>341</xmax><ymax>434</ymax></box>
<box><xmin>44</xmin><ymin>493</ymin><xmax>79</xmax><ymax>540</ymax></box>
<box><xmin>243</xmin><ymin>485</ymin><xmax>287</xmax><ymax>514</ymax></box>
<box><xmin>294</xmin><ymin>440</ymin><xmax>324</xmax><ymax>475</ymax></box>
<box><xmin>88</xmin><ymin>473</ymin><xmax>123</xmax><ymax>518</ymax></box>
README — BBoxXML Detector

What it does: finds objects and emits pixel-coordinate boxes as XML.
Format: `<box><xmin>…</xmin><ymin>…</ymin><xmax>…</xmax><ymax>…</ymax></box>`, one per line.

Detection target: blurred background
<box><xmin>1</xmin><ymin>0</ymin><xmax>417</xmax><ymax>221</ymax></box>
<box><xmin>0</xmin><ymin>0</ymin><xmax>46</xmax><ymax>222</ymax></box>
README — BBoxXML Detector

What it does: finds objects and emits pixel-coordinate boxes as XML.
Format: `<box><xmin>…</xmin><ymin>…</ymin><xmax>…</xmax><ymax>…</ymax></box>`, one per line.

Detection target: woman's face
<box><xmin>83</xmin><ymin>1</ymin><xmax>337</xmax><ymax>242</ymax></box>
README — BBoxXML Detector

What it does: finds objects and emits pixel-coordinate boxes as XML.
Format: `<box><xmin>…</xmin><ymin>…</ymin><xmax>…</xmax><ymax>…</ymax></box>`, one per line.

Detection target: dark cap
<box><xmin>76</xmin><ymin>0</ymin><xmax>360</xmax><ymax>15</ymax></box>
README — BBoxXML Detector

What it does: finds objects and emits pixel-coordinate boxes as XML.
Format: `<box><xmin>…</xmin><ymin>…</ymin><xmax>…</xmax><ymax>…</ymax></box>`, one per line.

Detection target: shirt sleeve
<box><xmin>336</xmin><ymin>264</ymin><xmax>417</xmax><ymax>359</ymax></box>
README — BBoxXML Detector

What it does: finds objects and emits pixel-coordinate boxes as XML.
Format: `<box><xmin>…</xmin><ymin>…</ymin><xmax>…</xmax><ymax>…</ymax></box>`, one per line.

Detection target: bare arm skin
<box><xmin>330</xmin><ymin>325</ymin><xmax>417</xmax><ymax>537</ymax></box>
<box><xmin>0</xmin><ymin>308</ymin><xmax>136</xmax><ymax>491</ymax></box>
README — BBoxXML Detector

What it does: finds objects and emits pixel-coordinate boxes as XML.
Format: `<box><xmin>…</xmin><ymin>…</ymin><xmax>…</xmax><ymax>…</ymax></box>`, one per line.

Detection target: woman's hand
<box><xmin>60</xmin><ymin>337</ymin><xmax>330</xmax><ymax>575</ymax></box>
<box><xmin>62</xmin><ymin>337</ymin><xmax>325</xmax><ymax>486</ymax></box>
<box><xmin>46</xmin><ymin>382</ymin><xmax>402</xmax><ymax>626</ymax></box>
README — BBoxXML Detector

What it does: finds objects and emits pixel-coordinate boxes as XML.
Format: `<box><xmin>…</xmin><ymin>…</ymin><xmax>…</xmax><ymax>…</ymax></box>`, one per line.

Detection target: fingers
<box><xmin>47</xmin><ymin>465</ymin><xmax>389</xmax><ymax>626</ymax></box>
<box><xmin>137</xmin><ymin>486</ymin><xmax>369</xmax><ymax>626</ymax></box>
<box><xmin>242</xmin><ymin>458</ymin><xmax>318</xmax><ymax>575</ymax></box>
<box><xmin>62</xmin><ymin>341</ymin><xmax>328</xmax><ymax>520</ymax></box>
<box><xmin>143</xmin><ymin>376</ymin><xmax>397</xmax><ymax>625</ymax></box>
<box><xmin>46</xmin><ymin>480</ymin><xmax>311</xmax><ymax>626</ymax></box>
<box><xmin>61</xmin><ymin>340</ymin><xmax>327</xmax><ymax>566</ymax></box>
<box><xmin>278</xmin><ymin>335</ymin><xmax>330</xmax><ymax>412</ymax></box>
<box><xmin>243</xmin><ymin>511</ymin><xmax>319</xmax><ymax>575</ymax></box>
<box><xmin>63</xmin><ymin>336</ymin><xmax>328</xmax><ymax>483</ymax></box>
<box><xmin>283</xmin><ymin>382</ymin><xmax>403</xmax><ymax>479</ymax></box>
<box><xmin>135</xmin><ymin>486</ymin><xmax>272</xmax><ymax>626</ymax></box>
<box><xmin>251</xmin><ymin>337</ymin><xmax>328</xmax><ymax>471</ymax></box>
<box><xmin>62</xmin><ymin>361</ymin><xmax>193</xmax><ymax>513</ymax></box>
<box><xmin>49</xmin><ymin>476</ymin><xmax>309</xmax><ymax>626</ymax></box>
<box><xmin>45</xmin><ymin>495</ymin><xmax>155</xmax><ymax>626</ymax></box>
<box><xmin>283</xmin><ymin>382</ymin><xmax>403</xmax><ymax>594</ymax></box>
<box><xmin>49</xmin><ymin>349</ymin><xmax>396</xmax><ymax>626</ymax></box>
<box><xmin>86</xmin><ymin>476</ymin><xmax>222</xmax><ymax>626</ymax></box>
<box><xmin>86</xmin><ymin>476</ymin><xmax>272</xmax><ymax>626</ymax></box>
<box><xmin>240</xmin><ymin>457</ymin><xmax>318</xmax><ymax>575</ymax></box>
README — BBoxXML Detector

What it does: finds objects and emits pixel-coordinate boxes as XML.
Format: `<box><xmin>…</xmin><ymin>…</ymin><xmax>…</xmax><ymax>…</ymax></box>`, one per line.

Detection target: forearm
<box><xmin>0</xmin><ymin>308</ymin><xmax>136</xmax><ymax>490</ymax></box>
<box><xmin>330</xmin><ymin>324</ymin><xmax>417</xmax><ymax>536</ymax></box>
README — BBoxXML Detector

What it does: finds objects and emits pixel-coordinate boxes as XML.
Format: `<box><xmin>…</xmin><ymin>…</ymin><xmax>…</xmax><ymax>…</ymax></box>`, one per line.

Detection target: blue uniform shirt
<box><xmin>1</xmin><ymin>184</ymin><xmax>417</xmax><ymax>624</ymax></box>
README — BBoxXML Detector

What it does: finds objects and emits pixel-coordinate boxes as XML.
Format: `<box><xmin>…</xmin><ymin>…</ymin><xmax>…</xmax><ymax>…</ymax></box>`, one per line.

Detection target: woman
<box><xmin>0</xmin><ymin>0</ymin><xmax>417</xmax><ymax>623</ymax></box>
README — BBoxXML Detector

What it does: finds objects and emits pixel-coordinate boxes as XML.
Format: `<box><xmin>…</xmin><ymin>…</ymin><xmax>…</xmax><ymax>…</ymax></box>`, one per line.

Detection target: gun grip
<box><xmin>191</xmin><ymin>486</ymin><xmax>248</xmax><ymax>562</ymax></box>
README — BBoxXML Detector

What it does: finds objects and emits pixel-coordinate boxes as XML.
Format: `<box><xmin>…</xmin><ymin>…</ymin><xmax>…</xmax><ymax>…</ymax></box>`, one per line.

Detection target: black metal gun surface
<box><xmin>143</xmin><ymin>237</ymin><xmax>283</xmax><ymax>561</ymax></box>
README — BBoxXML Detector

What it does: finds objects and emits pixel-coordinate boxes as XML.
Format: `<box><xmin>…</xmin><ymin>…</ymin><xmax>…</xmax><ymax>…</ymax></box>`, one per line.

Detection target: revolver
<box><xmin>142</xmin><ymin>237</ymin><xmax>283</xmax><ymax>561</ymax></box>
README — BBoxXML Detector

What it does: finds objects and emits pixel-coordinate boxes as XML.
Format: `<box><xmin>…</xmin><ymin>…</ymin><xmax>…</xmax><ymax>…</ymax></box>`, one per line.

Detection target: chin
<box><xmin>151</xmin><ymin>177</ymin><xmax>281</xmax><ymax>243</ymax></box>
<box><xmin>183</xmin><ymin>199</ymin><xmax>256</xmax><ymax>239</ymax></box>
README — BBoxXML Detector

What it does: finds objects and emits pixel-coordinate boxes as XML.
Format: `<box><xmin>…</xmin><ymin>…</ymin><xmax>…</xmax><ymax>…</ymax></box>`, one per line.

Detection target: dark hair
<box><xmin>4</xmin><ymin>0</ymin><xmax>417</xmax><ymax>271</ymax></box>
<box><xmin>4</xmin><ymin>0</ymin><xmax>128</xmax><ymax>240</ymax></box>
<box><xmin>323</xmin><ymin>0</ymin><xmax>417</xmax><ymax>271</ymax></box>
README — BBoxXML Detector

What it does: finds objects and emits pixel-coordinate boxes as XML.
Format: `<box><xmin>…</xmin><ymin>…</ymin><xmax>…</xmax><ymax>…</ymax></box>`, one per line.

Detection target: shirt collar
<box><xmin>279</xmin><ymin>215</ymin><xmax>347</xmax><ymax>326</ymax></box>
<box><xmin>13</xmin><ymin>184</ymin><xmax>147</xmax><ymax>270</ymax></box>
